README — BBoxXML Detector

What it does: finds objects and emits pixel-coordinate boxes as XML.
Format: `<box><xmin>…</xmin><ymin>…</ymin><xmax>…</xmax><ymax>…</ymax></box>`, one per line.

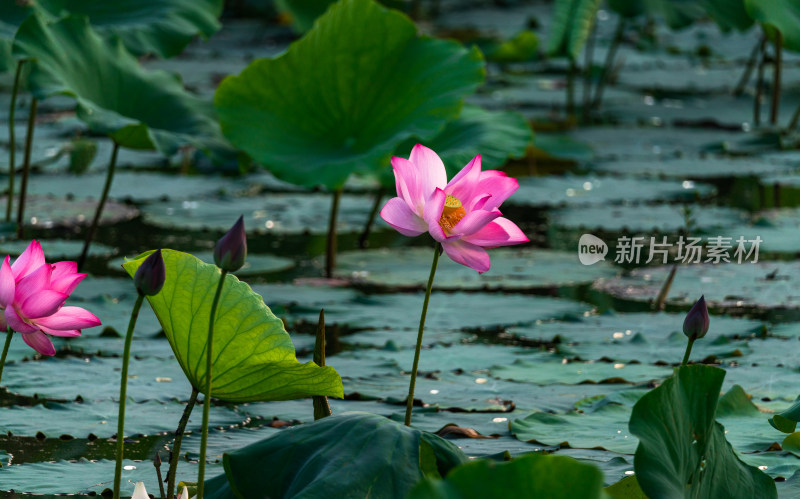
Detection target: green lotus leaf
<box><xmin>629</xmin><ymin>364</ymin><xmax>776</xmax><ymax>498</ymax></box>
<box><xmin>204</xmin><ymin>412</ymin><xmax>467</xmax><ymax>498</ymax></box>
<box><xmin>547</xmin><ymin>0</ymin><xmax>602</xmax><ymax>60</ymax></box>
<box><xmin>745</xmin><ymin>0</ymin><xmax>800</xmax><ymax>52</ymax></box>
<box><xmin>215</xmin><ymin>0</ymin><xmax>485</xmax><ymax>189</ymax></box>
<box><xmin>13</xmin><ymin>14</ymin><xmax>229</xmax><ymax>158</ymax></box>
<box><xmin>392</xmin><ymin>104</ymin><xmax>533</xmax><ymax>179</ymax></box>
<box><xmin>408</xmin><ymin>453</ymin><xmax>605</xmax><ymax>498</ymax></box>
<box><xmin>0</xmin><ymin>0</ymin><xmax>221</xmax><ymax>67</ymax></box>
<box><xmin>274</xmin><ymin>0</ymin><xmax>337</xmax><ymax>32</ymax></box>
<box><xmin>122</xmin><ymin>249</ymin><xmax>343</xmax><ymax>403</ymax></box>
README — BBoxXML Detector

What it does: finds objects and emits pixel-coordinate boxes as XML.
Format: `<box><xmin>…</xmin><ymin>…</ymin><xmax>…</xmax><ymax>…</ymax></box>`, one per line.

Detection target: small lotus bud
<box><xmin>683</xmin><ymin>295</ymin><xmax>710</xmax><ymax>340</ymax></box>
<box><xmin>134</xmin><ymin>249</ymin><xmax>166</xmax><ymax>296</ymax></box>
<box><xmin>214</xmin><ymin>215</ymin><xmax>247</xmax><ymax>272</ymax></box>
<box><xmin>131</xmin><ymin>482</ymin><xmax>149</xmax><ymax>499</ymax></box>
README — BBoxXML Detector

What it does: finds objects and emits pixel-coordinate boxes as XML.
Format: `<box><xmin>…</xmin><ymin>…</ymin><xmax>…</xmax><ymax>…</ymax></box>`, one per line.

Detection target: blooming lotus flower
<box><xmin>0</xmin><ymin>240</ymin><xmax>101</xmax><ymax>356</ymax></box>
<box><xmin>380</xmin><ymin>144</ymin><xmax>528</xmax><ymax>272</ymax></box>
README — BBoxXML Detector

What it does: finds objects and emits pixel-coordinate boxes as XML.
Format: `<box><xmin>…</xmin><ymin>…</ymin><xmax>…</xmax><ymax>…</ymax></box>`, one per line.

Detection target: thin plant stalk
<box><xmin>591</xmin><ymin>18</ymin><xmax>625</xmax><ymax>110</ymax></box>
<box><xmin>0</xmin><ymin>328</ymin><xmax>13</xmax><ymax>386</ymax></box>
<box><xmin>789</xmin><ymin>99</ymin><xmax>800</xmax><ymax>131</ymax></box>
<box><xmin>754</xmin><ymin>37</ymin><xmax>767</xmax><ymax>127</ymax></box>
<box><xmin>325</xmin><ymin>188</ymin><xmax>342</xmax><ymax>278</ymax></box>
<box><xmin>7</xmin><ymin>60</ymin><xmax>24</xmax><ymax>223</ymax></box>
<box><xmin>682</xmin><ymin>336</ymin><xmax>695</xmax><ymax>366</ymax></box>
<box><xmin>16</xmin><ymin>98</ymin><xmax>37</xmax><ymax>240</ymax></box>
<box><xmin>734</xmin><ymin>36</ymin><xmax>764</xmax><ymax>96</ymax></box>
<box><xmin>113</xmin><ymin>294</ymin><xmax>145</xmax><ymax>499</ymax></box>
<box><xmin>358</xmin><ymin>188</ymin><xmax>384</xmax><ymax>249</ymax></box>
<box><xmin>313</xmin><ymin>309</ymin><xmax>332</xmax><ymax>420</ymax></box>
<box><xmin>566</xmin><ymin>58</ymin><xmax>576</xmax><ymax>119</ymax></box>
<box><xmin>154</xmin><ymin>452</ymin><xmax>166</xmax><ymax>499</ymax></box>
<box><xmin>654</xmin><ymin>265</ymin><xmax>677</xmax><ymax>311</ymax></box>
<box><xmin>582</xmin><ymin>22</ymin><xmax>597</xmax><ymax>122</ymax></box>
<box><xmin>77</xmin><ymin>142</ymin><xmax>119</xmax><ymax>271</ymax></box>
<box><xmin>196</xmin><ymin>270</ymin><xmax>228</xmax><ymax>499</ymax></box>
<box><xmin>404</xmin><ymin>243</ymin><xmax>441</xmax><ymax>426</ymax></box>
<box><xmin>771</xmin><ymin>31</ymin><xmax>783</xmax><ymax>126</ymax></box>
<box><xmin>166</xmin><ymin>387</ymin><xmax>199</xmax><ymax>499</ymax></box>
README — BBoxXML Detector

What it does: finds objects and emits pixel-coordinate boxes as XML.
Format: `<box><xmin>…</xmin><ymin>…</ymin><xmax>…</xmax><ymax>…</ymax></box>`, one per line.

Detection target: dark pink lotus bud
<box><xmin>683</xmin><ymin>295</ymin><xmax>710</xmax><ymax>340</ymax></box>
<box><xmin>214</xmin><ymin>215</ymin><xmax>247</xmax><ymax>272</ymax></box>
<box><xmin>134</xmin><ymin>249</ymin><xmax>165</xmax><ymax>296</ymax></box>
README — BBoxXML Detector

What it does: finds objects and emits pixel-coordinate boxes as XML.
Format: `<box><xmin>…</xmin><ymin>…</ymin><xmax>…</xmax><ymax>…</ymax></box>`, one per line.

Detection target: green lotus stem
<box><xmin>325</xmin><ymin>188</ymin><xmax>342</xmax><ymax>278</ymax></box>
<box><xmin>771</xmin><ymin>31</ymin><xmax>782</xmax><ymax>126</ymax></box>
<box><xmin>16</xmin><ymin>98</ymin><xmax>37</xmax><ymax>240</ymax></box>
<box><xmin>682</xmin><ymin>337</ymin><xmax>695</xmax><ymax>366</ymax></box>
<box><xmin>358</xmin><ymin>188</ymin><xmax>384</xmax><ymax>249</ymax></box>
<box><xmin>734</xmin><ymin>36</ymin><xmax>764</xmax><ymax>97</ymax></box>
<box><xmin>166</xmin><ymin>387</ymin><xmax>199</xmax><ymax>499</ymax></box>
<box><xmin>0</xmin><ymin>328</ymin><xmax>13</xmax><ymax>386</ymax></box>
<box><xmin>566</xmin><ymin>58</ymin><xmax>576</xmax><ymax>118</ymax></box>
<box><xmin>113</xmin><ymin>293</ymin><xmax>144</xmax><ymax>499</ymax></box>
<box><xmin>582</xmin><ymin>22</ymin><xmax>597</xmax><ymax>122</ymax></box>
<box><xmin>77</xmin><ymin>141</ymin><xmax>119</xmax><ymax>271</ymax></box>
<box><xmin>196</xmin><ymin>269</ymin><xmax>227</xmax><ymax>499</ymax></box>
<box><xmin>313</xmin><ymin>309</ymin><xmax>332</xmax><ymax>420</ymax></box>
<box><xmin>753</xmin><ymin>37</ymin><xmax>767</xmax><ymax>127</ymax></box>
<box><xmin>404</xmin><ymin>243</ymin><xmax>441</xmax><ymax>426</ymax></box>
<box><xmin>6</xmin><ymin>60</ymin><xmax>24</xmax><ymax>223</ymax></box>
<box><xmin>789</xmin><ymin>100</ymin><xmax>800</xmax><ymax>131</ymax></box>
<box><xmin>591</xmin><ymin>18</ymin><xmax>625</xmax><ymax>110</ymax></box>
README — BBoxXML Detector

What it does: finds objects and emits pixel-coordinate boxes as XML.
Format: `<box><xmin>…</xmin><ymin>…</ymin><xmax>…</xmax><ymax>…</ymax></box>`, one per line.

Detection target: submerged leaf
<box><xmin>123</xmin><ymin>249</ymin><xmax>343</xmax><ymax>402</ymax></box>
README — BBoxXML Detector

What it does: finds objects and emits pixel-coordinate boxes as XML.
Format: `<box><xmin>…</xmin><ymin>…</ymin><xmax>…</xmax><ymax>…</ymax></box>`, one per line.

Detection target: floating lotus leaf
<box><xmin>215</xmin><ymin>0</ymin><xmax>484</xmax><ymax>189</ymax></box>
<box><xmin>13</xmin><ymin>14</ymin><xmax>229</xmax><ymax>158</ymax></box>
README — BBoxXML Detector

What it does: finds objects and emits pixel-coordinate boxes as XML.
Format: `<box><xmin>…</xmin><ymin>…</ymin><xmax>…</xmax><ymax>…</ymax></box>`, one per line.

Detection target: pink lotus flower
<box><xmin>380</xmin><ymin>144</ymin><xmax>528</xmax><ymax>273</ymax></box>
<box><xmin>0</xmin><ymin>241</ymin><xmax>101</xmax><ymax>355</ymax></box>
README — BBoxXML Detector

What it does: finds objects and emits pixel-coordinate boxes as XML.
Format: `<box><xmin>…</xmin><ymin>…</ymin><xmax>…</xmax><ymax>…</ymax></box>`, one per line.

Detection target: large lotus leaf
<box><xmin>629</xmin><ymin>364</ymin><xmax>776</xmax><ymax>499</ymax></box>
<box><xmin>0</xmin><ymin>1</ymin><xmax>31</xmax><ymax>71</ymax></box>
<box><xmin>546</xmin><ymin>0</ymin><xmax>601</xmax><ymax>60</ymax></box>
<box><xmin>745</xmin><ymin>0</ymin><xmax>800</xmax><ymax>52</ymax></box>
<box><xmin>215</xmin><ymin>0</ymin><xmax>485</xmax><ymax>189</ymax></box>
<box><xmin>392</xmin><ymin>105</ymin><xmax>532</xmax><ymax>179</ymax></box>
<box><xmin>274</xmin><ymin>0</ymin><xmax>337</xmax><ymax>32</ymax></box>
<box><xmin>13</xmin><ymin>15</ymin><xmax>228</xmax><ymax>158</ymax></box>
<box><xmin>700</xmin><ymin>0</ymin><xmax>753</xmax><ymax>32</ymax></box>
<box><xmin>39</xmin><ymin>0</ymin><xmax>223</xmax><ymax>58</ymax></box>
<box><xmin>122</xmin><ymin>249</ymin><xmax>343</xmax><ymax>402</ymax></box>
<box><xmin>409</xmin><ymin>453</ymin><xmax>605</xmax><ymax>498</ymax></box>
<box><xmin>203</xmin><ymin>412</ymin><xmax>467</xmax><ymax>499</ymax></box>
<box><xmin>0</xmin><ymin>0</ymin><xmax>222</xmax><ymax>64</ymax></box>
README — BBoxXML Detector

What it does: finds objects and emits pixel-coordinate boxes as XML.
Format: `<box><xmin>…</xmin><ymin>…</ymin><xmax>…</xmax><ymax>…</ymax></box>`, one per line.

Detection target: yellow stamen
<box><xmin>439</xmin><ymin>195</ymin><xmax>466</xmax><ymax>232</ymax></box>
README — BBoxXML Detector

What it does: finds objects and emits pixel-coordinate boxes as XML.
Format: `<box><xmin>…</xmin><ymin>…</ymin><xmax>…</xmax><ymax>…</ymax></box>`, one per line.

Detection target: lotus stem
<box><xmin>771</xmin><ymin>31</ymin><xmax>782</xmax><ymax>126</ymax></box>
<box><xmin>196</xmin><ymin>269</ymin><xmax>227</xmax><ymax>499</ymax></box>
<box><xmin>753</xmin><ymin>37</ymin><xmax>767</xmax><ymax>127</ymax></box>
<box><xmin>789</xmin><ymin>101</ymin><xmax>800</xmax><ymax>132</ymax></box>
<box><xmin>358</xmin><ymin>188</ymin><xmax>384</xmax><ymax>249</ymax></box>
<box><xmin>591</xmin><ymin>18</ymin><xmax>625</xmax><ymax>110</ymax></box>
<box><xmin>404</xmin><ymin>243</ymin><xmax>441</xmax><ymax>426</ymax></box>
<box><xmin>6</xmin><ymin>60</ymin><xmax>24</xmax><ymax>223</ymax></box>
<box><xmin>77</xmin><ymin>141</ymin><xmax>119</xmax><ymax>271</ymax></box>
<box><xmin>0</xmin><ymin>328</ymin><xmax>13</xmax><ymax>386</ymax></box>
<box><xmin>313</xmin><ymin>309</ymin><xmax>332</xmax><ymax>420</ymax></box>
<box><xmin>325</xmin><ymin>188</ymin><xmax>342</xmax><ymax>278</ymax></box>
<box><xmin>566</xmin><ymin>58</ymin><xmax>576</xmax><ymax>119</ymax></box>
<box><xmin>734</xmin><ymin>36</ymin><xmax>764</xmax><ymax>97</ymax></box>
<box><xmin>113</xmin><ymin>293</ymin><xmax>144</xmax><ymax>499</ymax></box>
<box><xmin>682</xmin><ymin>336</ymin><xmax>695</xmax><ymax>366</ymax></box>
<box><xmin>16</xmin><ymin>98</ymin><xmax>37</xmax><ymax>240</ymax></box>
<box><xmin>582</xmin><ymin>22</ymin><xmax>597</xmax><ymax>122</ymax></box>
<box><xmin>154</xmin><ymin>452</ymin><xmax>166</xmax><ymax>499</ymax></box>
<box><xmin>166</xmin><ymin>387</ymin><xmax>199</xmax><ymax>499</ymax></box>
<box><xmin>654</xmin><ymin>265</ymin><xmax>677</xmax><ymax>311</ymax></box>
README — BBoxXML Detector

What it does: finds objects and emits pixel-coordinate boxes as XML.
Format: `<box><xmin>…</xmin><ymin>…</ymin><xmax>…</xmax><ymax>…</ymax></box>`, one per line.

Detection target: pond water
<box><xmin>2</xmin><ymin>0</ymin><xmax>800</xmax><ymax>497</ymax></box>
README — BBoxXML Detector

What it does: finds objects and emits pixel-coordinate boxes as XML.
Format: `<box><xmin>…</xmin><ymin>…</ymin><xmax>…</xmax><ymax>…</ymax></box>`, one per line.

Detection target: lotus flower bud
<box><xmin>214</xmin><ymin>215</ymin><xmax>247</xmax><ymax>272</ymax></box>
<box><xmin>134</xmin><ymin>249</ymin><xmax>166</xmax><ymax>296</ymax></box>
<box><xmin>683</xmin><ymin>295</ymin><xmax>710</xmax><ymax>340</ymax></box>
<box><xmin>131</xmin><ymin>482</ymin><xmax>149</xmax><ymax>499</ymax></box>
